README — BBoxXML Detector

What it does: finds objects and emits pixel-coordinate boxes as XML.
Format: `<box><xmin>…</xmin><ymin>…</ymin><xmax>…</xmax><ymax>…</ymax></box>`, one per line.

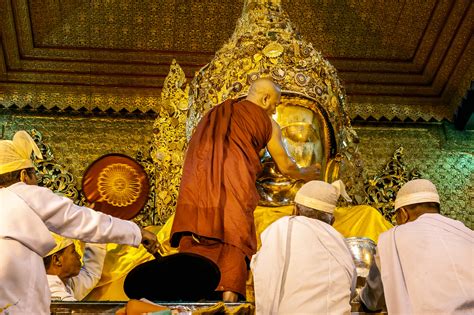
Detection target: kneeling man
<box><xmin>44</xmin><ymin>233</ymin><xmax>106</xmax><ymax>301</ymax></box>
<box><xmin>360</xmin><ymin>179</ymin><xmax>474</xmax><ymax>314</ymax></box>
<box><xmin>251</xmin><ymin>180</ymin><xmax>356</xmax><ymax>315</ymax></box>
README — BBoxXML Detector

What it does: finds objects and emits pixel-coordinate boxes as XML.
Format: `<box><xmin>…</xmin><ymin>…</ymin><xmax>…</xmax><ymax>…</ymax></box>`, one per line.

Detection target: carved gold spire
<box><xmin>148</xmin><ymin>60</ymin><xmax>189</xmax><ymax>224</ymax></box>
<box><xmin>187</xmin><ymin>0</ymin><xmax>365</xmax><ymax>203</ymax></box>
<box><xmin>148</xmin><ymin>0</ymin><xmax>366</xmax><ymax>220</ymax></box>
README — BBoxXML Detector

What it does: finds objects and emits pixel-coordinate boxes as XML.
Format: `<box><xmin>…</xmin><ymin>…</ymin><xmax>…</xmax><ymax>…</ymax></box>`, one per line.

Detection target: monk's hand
<box><xmin>140</xmin><ymin>228</ymin><xmax>159</xmax><ymax>255</ymax></box>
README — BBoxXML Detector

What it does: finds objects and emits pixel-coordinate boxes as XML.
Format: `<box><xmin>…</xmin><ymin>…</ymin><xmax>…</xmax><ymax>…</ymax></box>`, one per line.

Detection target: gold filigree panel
<box><xmin>0</xmin><ymin>114</ymin><xmax>154</xmax><ymax>188</ymax></box>
<box><xmin>356</xmin><ymin>122</ymin><xmax>474</xmax><ymax>229</ymax></box>
<box><xmin>29</xmin><ymin>129</ymin><xmax>85</xmax><ymax>205</ymax></box>
<box><xmin>364</xmin><ymin>147</ymin><xmax>422</xmax><ymax>222</ymax></box>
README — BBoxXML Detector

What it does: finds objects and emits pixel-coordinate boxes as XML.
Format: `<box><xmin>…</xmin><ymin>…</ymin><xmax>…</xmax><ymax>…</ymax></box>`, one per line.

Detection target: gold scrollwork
<box><xmin>363</xmin><ymin>147</ymin><xmax>422</xmax><ymax>222</ymax></box>
<box><xmin>29</xmin><ymin>129</ymin><xmax>84</xmax><ymax>205</ymax></box>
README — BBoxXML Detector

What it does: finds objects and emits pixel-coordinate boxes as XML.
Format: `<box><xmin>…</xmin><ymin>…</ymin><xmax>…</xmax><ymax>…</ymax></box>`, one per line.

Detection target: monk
<box><xmin>170</xmin><ymin>78</ymin><xmax>320</xmax><ymax>302</ymax></box>
<box><xmin>359</xmin><ymin>179</ymin><xmax>474</xmax><ymax>314</ymax></box>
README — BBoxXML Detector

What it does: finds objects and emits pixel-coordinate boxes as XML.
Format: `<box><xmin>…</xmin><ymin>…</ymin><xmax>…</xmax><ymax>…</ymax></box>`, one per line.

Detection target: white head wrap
<box><xmin>45</xmin><ymin>233</ymin><xmax>74</xmax><ymax>257</ymax></box>
<box><xmin>0</xmin><ymin>131</ymin><xmax>43</xmax><ymax>175</ymax></box>
<box><xmin>294</xmin><ymin>179</ymin><xmax>352</xmax><ymax>214</ymax></box>
<box><xmin>395</xmin><ymin>179</ymin><xmax>440</xmax><ymax>210</ymax></box>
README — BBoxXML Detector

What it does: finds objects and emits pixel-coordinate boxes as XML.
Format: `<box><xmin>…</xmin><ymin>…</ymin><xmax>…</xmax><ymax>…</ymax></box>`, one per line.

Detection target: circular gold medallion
<box><xmin>97</xmin><ymin>163</ymin><xmax>141</xmax><ymax>207</ymax></box>
<box><xmin>82</xmin><ymin>154</ymin><xmax>149</xmax><ymax>219</ymax></box>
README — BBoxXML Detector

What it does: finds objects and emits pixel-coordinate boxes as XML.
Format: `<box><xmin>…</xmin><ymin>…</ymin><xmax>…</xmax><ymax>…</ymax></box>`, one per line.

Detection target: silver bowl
<box><xmin>345</xmin><ymin>237</ymin><xmax>377</xmax><ymax>279</ymax></box>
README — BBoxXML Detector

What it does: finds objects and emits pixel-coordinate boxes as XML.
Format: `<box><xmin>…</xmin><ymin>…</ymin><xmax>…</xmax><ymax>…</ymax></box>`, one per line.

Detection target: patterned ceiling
<box><xmin>0</xmin><ymin>0</ymin><xmax>472</xmax><ymax>121</ymax></box>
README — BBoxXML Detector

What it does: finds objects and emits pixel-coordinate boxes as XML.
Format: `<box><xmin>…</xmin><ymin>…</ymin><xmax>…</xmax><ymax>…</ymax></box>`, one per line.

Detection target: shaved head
<box><xmin>248</xmin><ymin>78</ymin><xmax>281</xmax><ymax>97</ymax></box>
<box><xmin>246</xmin><ymin>78</ymin><xmax>281</xmax><ymax>115</ymax></box>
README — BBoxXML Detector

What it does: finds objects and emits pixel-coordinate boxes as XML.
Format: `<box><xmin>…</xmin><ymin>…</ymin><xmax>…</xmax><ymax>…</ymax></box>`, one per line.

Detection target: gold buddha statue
<box><xmin>257</xmin><ymin>100</ymin><xmax>325</xmax><ymax>206</ymax></box>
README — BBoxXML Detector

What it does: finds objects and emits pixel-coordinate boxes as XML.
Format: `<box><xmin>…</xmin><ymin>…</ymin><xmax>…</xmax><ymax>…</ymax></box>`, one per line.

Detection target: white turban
<box><xmin>0</xmin><ymin>131</ymin><xmax>43</xmax><ymax>175</ymax></box>
<box><xmin>395</xmin><ymin>179</ymin><xmax>440</xmax><ymax>210</ymax></box>
<box><xmin>45</xmin><ymin>233</ymin><xmax>74</xmax><ymax>257</ymax></box>
<box><xmin>294</xmin><ymin>180</ymin><xmax>352</xmax><ymax>214</ymax></box>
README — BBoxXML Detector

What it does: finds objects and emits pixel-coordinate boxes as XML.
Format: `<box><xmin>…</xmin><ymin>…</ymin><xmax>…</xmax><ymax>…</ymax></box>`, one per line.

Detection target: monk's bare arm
<box><xmin>266</xmin><ymin>119</ymin><xmax>320</xmax><ymax>181</ymax></box>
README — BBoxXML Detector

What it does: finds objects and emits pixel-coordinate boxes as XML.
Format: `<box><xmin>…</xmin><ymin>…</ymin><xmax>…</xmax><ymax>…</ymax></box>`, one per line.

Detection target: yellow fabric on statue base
<box><xmin>333</xmin><ymin>205</ymin><xmax>393</xmax><ymax>243</ymax></box>
<box><xmin>254</xmin><ymin>204</ymin><xmax>392</xmax><ymax>246</ymax></box>
<box><xmin>253</xmin><ymin>205</ymin><xmax>294</xmax><ymax>249</ymax></box>
<box><xmin>84</xmin><ymin>218</ymin><xmax>178</xmax><ymax>301</ymax></box>
<box><xmin>85</xmin><ymin>205</ymin><xmax>391</xmax><ymax>301</ymax></box>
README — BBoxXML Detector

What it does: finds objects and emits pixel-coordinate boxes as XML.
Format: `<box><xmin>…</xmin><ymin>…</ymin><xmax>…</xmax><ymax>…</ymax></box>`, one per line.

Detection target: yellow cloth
<box><xmin>0</xmin><ymin>130</ymin><xmax>43</xmax><ymax>174</ymax></box>
<box><xmin>85</xmin><ymin>218</ymin><xmax>178</xmax><ymax>301</ymax></box>
<box><xmin>254</xmin><ymin>205</ymin><xmax>294</xmax><ymax>249</ymax></box>
<box><xmin>254</xmin><ymin>204</ymin><xmax>392</xmax><ymax>245</ymax></box>
<box><xmin>86</xmin><ymin>205</ymin><xmax>391</xmax><ymax>301</ymax></box>
<box><xmin>333</xmin><ymin>205</ymin><xmax>393</xmax><ymax>243</ymax></box>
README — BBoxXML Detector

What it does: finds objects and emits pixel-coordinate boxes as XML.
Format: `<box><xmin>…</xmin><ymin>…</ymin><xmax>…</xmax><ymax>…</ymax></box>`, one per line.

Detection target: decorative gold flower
<box><xmin>262</xmin><ymin>42</ymin><xmax>284</xmax><ymax>58</ymax></box>
<box><xmin>98</xmin><ymin>163</ymin><xmax>142</xmax><ymax>207</ymax></box>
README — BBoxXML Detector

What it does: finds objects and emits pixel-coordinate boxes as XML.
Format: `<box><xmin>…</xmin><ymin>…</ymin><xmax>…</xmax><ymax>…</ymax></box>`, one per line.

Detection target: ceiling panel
<box><xmin>0</xmin><ymin>0</ymin><xmax>472</xmax><ymax>121</ymax></box>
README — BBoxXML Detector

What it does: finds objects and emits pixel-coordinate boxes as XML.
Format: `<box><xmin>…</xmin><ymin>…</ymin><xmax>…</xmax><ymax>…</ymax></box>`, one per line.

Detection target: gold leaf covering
<box><xmin>186</xmin><ymin>0</ymin><xmax>365</xmax><ymax>203</ymax></box>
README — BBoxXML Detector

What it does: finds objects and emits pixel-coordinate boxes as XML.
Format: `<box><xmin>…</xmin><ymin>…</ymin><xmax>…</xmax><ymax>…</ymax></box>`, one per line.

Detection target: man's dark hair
<box><xmin>0</xmin><ymin>168</ymin><xmax>35</xmax><ymax>187</ymax></box>
<box><xmin>0</xmin><ymin>170</ymin><xmax>22</xmax><ymax>186</ymax></box>
<box><xmin>296</xmin><ymin>203</ymin><xmax>334</xmax><ymax>225</ymax></box>
<box><xmin>405</xmin><ymin>202</ymin><xmax>440</xmax><ymax>213</ymax></box>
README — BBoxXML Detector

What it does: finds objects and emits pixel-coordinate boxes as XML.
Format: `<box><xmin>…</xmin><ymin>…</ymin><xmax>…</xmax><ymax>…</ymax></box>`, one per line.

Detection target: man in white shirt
<box><xmin>251</xmin><ymin>180</ymin><xmax>356</xmax><ymax>315</ymax></box>
<box><xmin>0</xmin><ymin>130</ymin><xmax>158</xmax><ymax>314</ymax></box>
<box><xmin>44</xmin><ymin>233</ymin><xmax>106</xmax><ymax>301</ymax></box>
<box><xmin>360</xmin><ymin>179</ymin><xmax>474</xmax><ymax>314</ymax></box>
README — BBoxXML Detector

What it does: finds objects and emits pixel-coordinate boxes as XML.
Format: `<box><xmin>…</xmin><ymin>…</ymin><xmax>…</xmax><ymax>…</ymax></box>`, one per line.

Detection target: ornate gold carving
<box><xmin>97</xmin><ymin>163</ymin><xmax>142</xmax><ymax>207</ymax></box>
<box><xmin>363</xmin><ymin>147</ymin><xmax>421</xmax><ymax>222</ymax></box>
<box><xmin>144</xmin><ymin>60</ymin><xmax>190</xmax><ymax>225</ymax></box>
<box><xmin>29</xmin><ymin>129</ymin><xmax>85</xmax><ymax>205</ymax></box>
<box><xmin>185</xmin><ymin>0</ymin><xmax>365</xmax><ymax>203</ymax></box>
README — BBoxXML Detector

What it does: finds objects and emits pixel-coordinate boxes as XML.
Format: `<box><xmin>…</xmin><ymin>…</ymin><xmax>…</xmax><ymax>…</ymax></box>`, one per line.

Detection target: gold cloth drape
<box><xmin>85</xmin><ymin>205</ymin><xmax>391</xmax><ymax>300</ymax></box>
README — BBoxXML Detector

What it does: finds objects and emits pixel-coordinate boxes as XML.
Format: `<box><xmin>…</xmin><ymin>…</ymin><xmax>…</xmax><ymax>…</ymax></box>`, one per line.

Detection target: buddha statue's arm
<box><xmin>267</xmin><ymin>119</ymin><xmax>320</xmax><ymax>182</ymax></box>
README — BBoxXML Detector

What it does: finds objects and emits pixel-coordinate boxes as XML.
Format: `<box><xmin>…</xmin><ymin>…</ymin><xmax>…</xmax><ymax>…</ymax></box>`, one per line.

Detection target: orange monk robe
<box><xmin>170</xmin><ymin>99</ymin><xmax>272</xmax><ymax>293</ymax></box>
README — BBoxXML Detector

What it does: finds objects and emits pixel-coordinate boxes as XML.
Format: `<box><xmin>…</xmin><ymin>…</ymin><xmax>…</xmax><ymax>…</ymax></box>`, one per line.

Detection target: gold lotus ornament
<box><xmin>82</xmin><ymin>154</ymin><xmax>150</xmax><ymax>220</ymax></box>
<box><xmin>98</xmin><ymin>163</ymin><xmax>141</xmax><ymax>207</ymax></box>
<box><xmin>262</xmin><ymin>42</ymin><xmax>284</xmax><ymax>58</ymax></box>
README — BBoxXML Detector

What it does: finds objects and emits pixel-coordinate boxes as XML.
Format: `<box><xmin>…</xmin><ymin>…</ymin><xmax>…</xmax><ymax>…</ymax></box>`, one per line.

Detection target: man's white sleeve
<box><xmin>68</xmin><ymin>243</ymin><xmax>107</xmax><ymax>301</ymax></box>
<box><xmin>10</xmin><ymin>184</ymin><xmax>141</xmax><ymax>246</ymax></box>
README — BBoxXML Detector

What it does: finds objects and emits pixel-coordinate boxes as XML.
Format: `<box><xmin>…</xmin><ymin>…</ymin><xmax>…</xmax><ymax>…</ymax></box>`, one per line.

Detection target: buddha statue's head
<box><xmin>257</xmin><ymin>93</ymin><xmax>336</xmax><ymax>206</ymax></box>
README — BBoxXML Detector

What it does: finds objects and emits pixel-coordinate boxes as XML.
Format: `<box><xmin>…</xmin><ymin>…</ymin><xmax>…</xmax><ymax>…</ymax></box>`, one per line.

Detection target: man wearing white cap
<box><xmin>44</xmin><ymin>233</ymin><xmax>106</xmax><ymax>301</ymax></box>
<box><xmin>251</xmin><ymin>180</ymin><xmax>356</xmax><ymax>315</ymax></box>
<box><xmin>360</xmin><ymin>179</ymin><xmax>474</xmax><ymax>314</ymax></box>
<box><xmin>0</xmin><ymin>130</ymin><xmax>158</xmax><ymax>314</ymax></box>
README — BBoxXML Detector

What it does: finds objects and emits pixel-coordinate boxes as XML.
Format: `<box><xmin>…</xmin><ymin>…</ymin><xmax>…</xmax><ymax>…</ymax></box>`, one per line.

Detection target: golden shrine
<box><xmin>151</xmin><ymin>0</ymin><xmax>364</xmax><ymax>222</ymax></box>
<box><xmin>0</xmin><ymin>0</ymin><xmax>472</xmax><ymax>313</ymax></box>
<box><xmin>71</xmin><ymin>0</ymin><xmax>391</xmax><ymax>305</ymax></box>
